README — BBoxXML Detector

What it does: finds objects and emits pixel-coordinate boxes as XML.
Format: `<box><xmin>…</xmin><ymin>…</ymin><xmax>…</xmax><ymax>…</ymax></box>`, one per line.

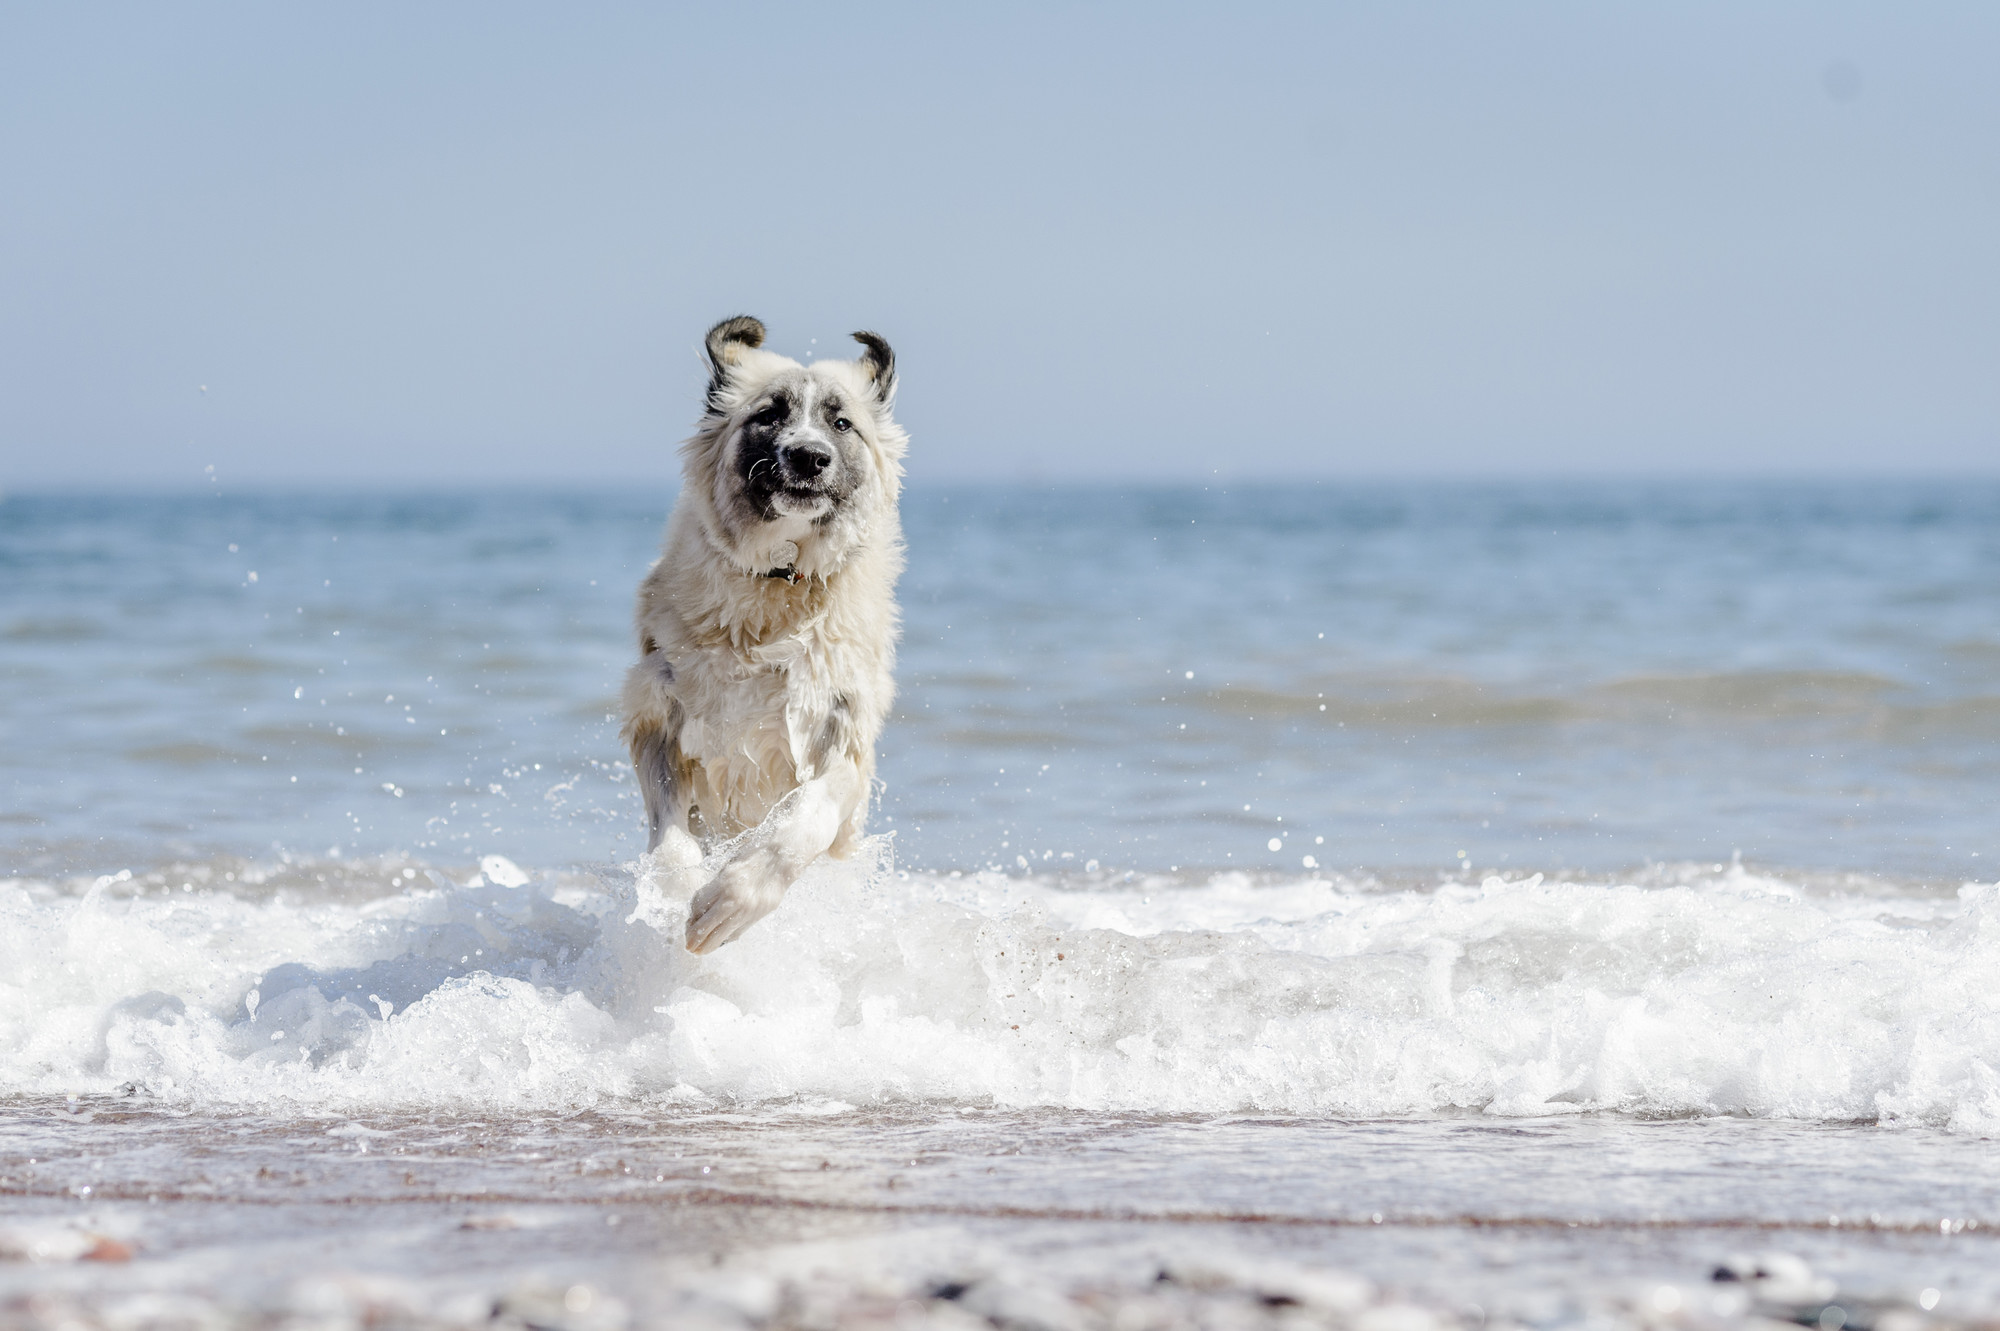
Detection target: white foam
<box><xmin>6</xmin><ymin>846</ymin><xmax>2000</xmax><ymax>1126</ymax></box>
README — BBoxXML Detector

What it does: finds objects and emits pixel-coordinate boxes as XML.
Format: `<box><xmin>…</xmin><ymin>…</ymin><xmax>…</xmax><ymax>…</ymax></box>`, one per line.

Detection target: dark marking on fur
<box><xmin>630</xmin><ymin>719</ymin><xmax>686</xmax><ymax>852</ymax></box>
<box><xmin>729</xmin><ymin>390</ymin><xmax>798</xmax><ymax>524</ymax></box>
<box><xmin>640</xmin><ymin>637</ymin><xmax>674</xmax><ymax>682</ymax></box>
<box><xmin>725</xmin><ymin>475</ymin><xmax>779</xmax><ymax>530</ymax></box>
<box><xmin>807</xmin><ymin>695</ymin><xmax>856</xmax><ymax>778</ymax></box>
<box><xmin>704</xmin><ymin>315</ymin><xmax>766</xmax><ymax>414</ymax></box>
<box><xmin>850</xmin><ymin>331</ymin><xmax>895</xmax><ymax>403</ymax></box>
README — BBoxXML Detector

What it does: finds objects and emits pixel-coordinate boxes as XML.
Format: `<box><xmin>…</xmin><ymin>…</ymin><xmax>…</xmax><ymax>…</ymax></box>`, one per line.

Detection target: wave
<box><xmin>1188</xmin><ymin>672</ymin><xmax>2000</xmax><ymax>732</ymax></box>
<box><xmin>5</xmin><ymin>845</ymin><xmax>2000</xmax><ymax>1126</ymax></box>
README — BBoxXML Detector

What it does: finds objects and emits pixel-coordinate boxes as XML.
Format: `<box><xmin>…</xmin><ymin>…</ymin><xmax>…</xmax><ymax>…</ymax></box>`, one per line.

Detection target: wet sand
<box><xmin>5</xmin><ymin>1099</ymin><xmax>1998</xmax><ymax>1330</ymax></box>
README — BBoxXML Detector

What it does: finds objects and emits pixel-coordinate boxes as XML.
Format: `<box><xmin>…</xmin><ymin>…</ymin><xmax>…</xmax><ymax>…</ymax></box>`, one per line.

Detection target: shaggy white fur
<box><xmin>620</xmin><ymin>317</ymin><xmax>906</xmax><ymax>952</ymax></box>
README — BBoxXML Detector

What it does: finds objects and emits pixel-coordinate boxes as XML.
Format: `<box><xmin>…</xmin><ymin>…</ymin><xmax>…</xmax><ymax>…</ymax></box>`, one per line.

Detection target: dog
<box><xmin>621</xmin><ymin>316</ymin><xmax>906</xmax><ymax>953</ymax></box>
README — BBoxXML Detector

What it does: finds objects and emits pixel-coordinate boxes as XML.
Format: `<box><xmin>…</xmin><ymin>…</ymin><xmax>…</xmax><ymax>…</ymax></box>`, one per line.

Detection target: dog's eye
<box><xmin>833</xmin><ymin>417</ymin><xmax>853</xmax><ymax>433</ymax></box>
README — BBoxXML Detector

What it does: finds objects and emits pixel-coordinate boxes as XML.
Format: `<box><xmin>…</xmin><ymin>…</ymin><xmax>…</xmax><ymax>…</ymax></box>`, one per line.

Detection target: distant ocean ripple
<box><xmin>2</xmin><ymin>481</ymin><xmax>1995</xmax><ymax>879</ymax></box>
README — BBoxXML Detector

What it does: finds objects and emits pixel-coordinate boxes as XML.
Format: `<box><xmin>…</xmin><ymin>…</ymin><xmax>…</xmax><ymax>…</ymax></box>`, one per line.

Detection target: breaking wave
<box><xmin>6</xmin><ymin>842</ymin><xmax>2000</xmax><ymax>1128</ymax></box>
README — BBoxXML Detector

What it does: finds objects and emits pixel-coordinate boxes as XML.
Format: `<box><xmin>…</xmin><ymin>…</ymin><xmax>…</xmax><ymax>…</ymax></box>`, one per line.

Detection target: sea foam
<box><xmin>5</xmin><ymin>843</ymin><xmax>2000</xmax><ymax>1127</ymax></box>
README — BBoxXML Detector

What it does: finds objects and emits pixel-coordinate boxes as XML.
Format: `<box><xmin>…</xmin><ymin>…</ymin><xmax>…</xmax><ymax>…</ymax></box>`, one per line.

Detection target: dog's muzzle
<box><xmin>780</xmin><ymin>443</ymin><xmax>834</xmax><ymax>485</ymax></box>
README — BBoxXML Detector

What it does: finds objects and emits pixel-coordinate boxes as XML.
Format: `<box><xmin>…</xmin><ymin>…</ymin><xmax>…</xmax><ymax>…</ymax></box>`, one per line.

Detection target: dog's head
<box><xmin>682</xmin><ymin>315</ymin><xmax>906</xmax><ymax>576</ymax></box>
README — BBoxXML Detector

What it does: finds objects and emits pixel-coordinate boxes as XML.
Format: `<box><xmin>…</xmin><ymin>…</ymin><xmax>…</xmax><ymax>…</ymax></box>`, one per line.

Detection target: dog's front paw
<box><xmin>685</xmin><ymin>858</ymin><xmax>786</xmax><ymax>954</ymax></box>
<box><xmin>649</xmin><ymin>824</ymin><xmax>704</xmax><ymax>870</ymax></box>
<box><xmin>634</xmin><ymin>826</ymin><xmax>708</xmax><ymax>919</ymax></box>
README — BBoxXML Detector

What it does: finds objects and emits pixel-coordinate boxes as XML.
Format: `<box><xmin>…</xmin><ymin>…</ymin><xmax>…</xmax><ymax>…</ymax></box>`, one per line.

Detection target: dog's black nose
<box><xmin>782</xmin><ymin>444</ymin><xmax>832</xmax><ymax>479</ymax></box>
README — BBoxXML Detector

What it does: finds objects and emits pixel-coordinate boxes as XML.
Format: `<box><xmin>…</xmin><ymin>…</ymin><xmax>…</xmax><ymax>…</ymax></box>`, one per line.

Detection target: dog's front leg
<box><xmin>630</xmin><ymin>719</ymin><xmax>702</xmax><ymax>870</ymax></box>
<box><xmin>685</xmin><ymin>759</ymin><xmax>862</xmax><ymax>953</ymax></box>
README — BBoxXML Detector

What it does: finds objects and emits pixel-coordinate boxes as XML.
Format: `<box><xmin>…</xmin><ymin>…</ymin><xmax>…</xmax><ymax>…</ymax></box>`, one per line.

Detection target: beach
<box><xmin>4</xmin><ymin>481</ymin><xmax>1999</xmax><ymax>1326</ymax></box>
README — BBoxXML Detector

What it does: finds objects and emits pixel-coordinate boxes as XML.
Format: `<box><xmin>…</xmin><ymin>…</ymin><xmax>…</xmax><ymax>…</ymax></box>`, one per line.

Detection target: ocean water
<box><xmin>4</xmin><ymin>480</ymin><xmax>2000</xmax><ymax>1329</ymax></box>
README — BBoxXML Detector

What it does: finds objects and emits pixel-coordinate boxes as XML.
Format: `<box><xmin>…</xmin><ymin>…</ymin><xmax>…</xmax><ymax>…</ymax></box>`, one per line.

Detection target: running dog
<box><xmin>621</xmin><ymin>316</ymin><xmax>906</xmax><ymax>953</ymax></box>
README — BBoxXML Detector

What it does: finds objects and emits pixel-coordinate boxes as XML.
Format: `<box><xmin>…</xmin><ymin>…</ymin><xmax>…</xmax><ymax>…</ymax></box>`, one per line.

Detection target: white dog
<box><xmin>621</xmin><ymin>316</ymin><xmax>906</xmax><ymax>952</ymax></box>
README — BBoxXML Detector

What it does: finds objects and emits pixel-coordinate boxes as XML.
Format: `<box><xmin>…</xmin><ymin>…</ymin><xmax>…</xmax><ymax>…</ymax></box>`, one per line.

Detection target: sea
<box><xmin>2</xmin><ymin>479</ymin><xmax>1999</xmax><ymax>1330</ymax></box>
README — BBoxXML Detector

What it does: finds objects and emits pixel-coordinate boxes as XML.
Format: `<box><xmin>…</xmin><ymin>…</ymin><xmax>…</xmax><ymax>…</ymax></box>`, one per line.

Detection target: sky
<box><xmin>1</xmin><ymin>3</ymin><xmax>1996</xmax><ymax>487</ymax></box>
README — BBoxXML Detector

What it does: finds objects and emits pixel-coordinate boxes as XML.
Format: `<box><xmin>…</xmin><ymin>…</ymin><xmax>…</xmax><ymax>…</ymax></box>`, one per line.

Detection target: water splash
<box><xmin>6</xmin><ymin>844</ymin><xmax>2000</xmax><ymax>1126</ymax></box>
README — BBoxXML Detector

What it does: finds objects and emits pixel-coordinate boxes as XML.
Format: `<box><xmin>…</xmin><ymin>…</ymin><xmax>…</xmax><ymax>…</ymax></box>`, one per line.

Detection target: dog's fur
<box><xmin>621</xmin><ymin>316</ymin><xmax>906</xmax><ymax>952</ymax></box>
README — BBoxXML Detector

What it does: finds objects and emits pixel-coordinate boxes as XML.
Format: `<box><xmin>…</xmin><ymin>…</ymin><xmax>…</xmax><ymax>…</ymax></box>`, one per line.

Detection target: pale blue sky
<box><xmin>2</xmin><ymin>3</ymin><xmax>1995</xmax><ymax>486</ymax></box>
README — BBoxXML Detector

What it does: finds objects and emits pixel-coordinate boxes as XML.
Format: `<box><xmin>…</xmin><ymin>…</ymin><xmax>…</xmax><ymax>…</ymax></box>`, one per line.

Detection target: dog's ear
<box><xmin>704</xmin><ymin>315</ymin><xmax>766</xmax><ymax>413</ymax></box>
<box><xmin>851</xmin><ymin>331</ymin><xmax>896</xmax><ymax>406</ymax></box>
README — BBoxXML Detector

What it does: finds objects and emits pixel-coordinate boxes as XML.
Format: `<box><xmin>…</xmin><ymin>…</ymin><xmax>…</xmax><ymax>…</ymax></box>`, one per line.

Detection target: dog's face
<box><xmin>729</xmin><ymin>366</ymin><xmax>868</xmax><ymax>525</ymax></box>
<box><xmin>686</xmin><ymin>317</ymin><xmax>904</xmax><ymax>572</ymax></box>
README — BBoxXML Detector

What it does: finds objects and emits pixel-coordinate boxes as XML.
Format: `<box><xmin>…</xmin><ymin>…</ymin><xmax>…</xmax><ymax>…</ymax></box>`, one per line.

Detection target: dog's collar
<box><xmin>762</xmin><ymin>566</ymin><xmax>806</xmax><ymax>586</ymax></box>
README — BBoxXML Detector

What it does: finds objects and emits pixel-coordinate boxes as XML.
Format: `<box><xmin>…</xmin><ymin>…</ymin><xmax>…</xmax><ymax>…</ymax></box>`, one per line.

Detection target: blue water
<box><xmin>7</xmin><ymin>480</ymin><xmax>2000</xmax><ymax>1326</ymax></box>
<box><xmin>4</xmin><ymin>480</ymin><xmax>1997</xmax><ymax>880</ymax></box>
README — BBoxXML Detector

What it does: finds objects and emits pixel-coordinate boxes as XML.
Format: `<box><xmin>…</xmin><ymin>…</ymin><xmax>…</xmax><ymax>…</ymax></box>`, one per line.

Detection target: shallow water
<box><xmin>4</xmin><ymin>481</ymin><xmax>2000</xmax><ymax>1325</ymax></box>
<box><xmin>4</xmin><ymin>482</ymin><xmax>1997</xmax><ymax>878</ymax></box>
<box><xmin>6</xmin><ymin>1101</ymin><xmax>2000</xmax><ymax>1328</ymax></box>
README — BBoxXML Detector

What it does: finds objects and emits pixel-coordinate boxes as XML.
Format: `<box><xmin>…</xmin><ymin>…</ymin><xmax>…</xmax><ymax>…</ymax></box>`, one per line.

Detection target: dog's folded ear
<box><xmin>851</xmin><ymin>331</ymin><xmax>896</xmax><ymax>406</ymax></box>
<box><xmin>704</xmin><ymin>315</ymin><xmax>766</xmax><ymax>413</ymax></box>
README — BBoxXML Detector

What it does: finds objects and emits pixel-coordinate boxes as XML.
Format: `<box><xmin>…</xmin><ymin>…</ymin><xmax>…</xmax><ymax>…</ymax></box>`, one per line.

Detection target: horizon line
<box><xmin>7</xmin><ymin>469</ymin><xmax>2000</xmax><ymax>499</ymax></box>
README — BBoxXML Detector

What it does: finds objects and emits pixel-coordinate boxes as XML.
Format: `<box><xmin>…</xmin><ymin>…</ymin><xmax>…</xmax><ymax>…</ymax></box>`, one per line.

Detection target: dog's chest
<box><xmin>675</xmin><ymin>631</ymin><xmax>841</xmax><ymax>821</ymax></box>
